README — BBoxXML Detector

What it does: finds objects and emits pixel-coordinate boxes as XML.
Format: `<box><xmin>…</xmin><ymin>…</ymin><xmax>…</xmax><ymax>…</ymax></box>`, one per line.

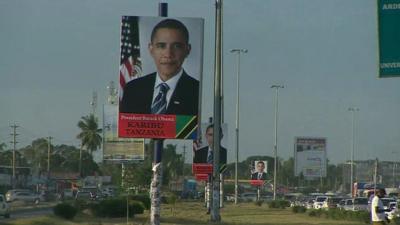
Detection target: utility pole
<box><xmin>47</xmin><ymin>136</ymin><xmax>52</xmax><ymax>176</ymax></box>
<box><xmin>10</xmin><ymin>124</ymin><xmax>19</xmax><ymax>188</ymax></box>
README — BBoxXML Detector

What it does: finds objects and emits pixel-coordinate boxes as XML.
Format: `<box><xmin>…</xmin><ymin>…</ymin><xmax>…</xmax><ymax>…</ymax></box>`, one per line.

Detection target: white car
<box><xmin>313</xmin><ymin>196</ymin><xmax>328</xmax><ymax>209</ymax></box>
<box><xmin>0</xmin><ymin>194</ymin><xmax>10</xmax><ymax>218</ymax></box>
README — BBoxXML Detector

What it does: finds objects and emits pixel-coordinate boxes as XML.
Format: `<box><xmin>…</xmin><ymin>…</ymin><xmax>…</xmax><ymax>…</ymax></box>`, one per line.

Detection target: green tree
<box><xmin>0</xmin><ymin>142</ymin><xmax>7</xmax><ymax>152</ymax></box>
<box><xmin>77</xmin><ymin>114</ymin><xmax>102</xmax><ymax>156</ymax></box>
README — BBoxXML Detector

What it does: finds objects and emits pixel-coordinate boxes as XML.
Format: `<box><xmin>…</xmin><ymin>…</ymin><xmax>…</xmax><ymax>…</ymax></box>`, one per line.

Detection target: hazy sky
<box><xmin>0</xmin><ymin>0</ymin><xmax>399</xmax><ymax>165</ymax></box>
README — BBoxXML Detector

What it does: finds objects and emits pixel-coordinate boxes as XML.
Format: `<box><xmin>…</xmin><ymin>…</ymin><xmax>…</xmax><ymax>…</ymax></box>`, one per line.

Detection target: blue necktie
<box><xmin>207</xmin><ymin>150</ymin><xmax>213</xmax><ymax>164</ymax></box>
<box><xmin>151</xmin><ymin>83</ymin><xmax>169</xmax><ymax>114</ymax></box>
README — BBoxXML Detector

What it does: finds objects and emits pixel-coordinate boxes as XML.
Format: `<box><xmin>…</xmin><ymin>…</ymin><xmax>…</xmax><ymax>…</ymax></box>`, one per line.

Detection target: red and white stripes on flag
<box><xmin>119</xmin><ymin>56</ymin><xmax>141</xmax><ymax>100</ymax></box>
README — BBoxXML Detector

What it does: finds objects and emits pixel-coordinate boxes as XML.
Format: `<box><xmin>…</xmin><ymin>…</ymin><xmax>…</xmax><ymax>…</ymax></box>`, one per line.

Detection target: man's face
<box><xmin>256</xmin><ymin>162</ymin><xmax>265</xmax><ymax>173</ymax></box>
<box><xmin>205</xmin><ymin>127</ymin><xmax>214</xmax><ymax>148</ymax></box>
<box><xmin>149</xmin><ymin>28</ymin><xmax>191</xmax><ymax>81</ymax></box>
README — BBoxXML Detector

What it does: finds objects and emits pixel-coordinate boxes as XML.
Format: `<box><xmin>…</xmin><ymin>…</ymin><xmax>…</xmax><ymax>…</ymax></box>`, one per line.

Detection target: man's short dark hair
<box><xmin>206</xmin><ymin>124</ymin><xmax>223</xmax><ymax>137</ymax></box>
<box><xmin>257</xmin><ymin>161</ymin><xmax>265</xmax><ymax>166</ymax></box>
<box><xmin>151</xmin><ymin>18</ymin><xmax>189</xmax><ymax>44</ymax></box>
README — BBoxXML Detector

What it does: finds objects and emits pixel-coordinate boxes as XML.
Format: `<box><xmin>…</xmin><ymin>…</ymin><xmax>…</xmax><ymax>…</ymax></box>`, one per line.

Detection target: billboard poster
<box><xmin>250</xmin><ymin>160</ymin><xmax>268</xmax><ymax>180</ymax></box>
<box><xmin>294</xmin><ymin>137</ymin><xmax>327</xmax><ymax>179</ymax></box>
<box><xmin>378</xmin><ymin>0</ymin><xmax>400</xmax><ymax>77</ymax></box>
<box><xmin>103</xmin><ymin>104</ymin><xmax>144</xmax><ymax>161</ymax></box>
<box><xmin>192</xmin><ymin>123</ymin><xmax>228</xmax><ymax>171</ymax></box>
<box><xmin>118</xmin><ymin>16</ymin><xmax>204</xmax><ymax>139</ymax></box>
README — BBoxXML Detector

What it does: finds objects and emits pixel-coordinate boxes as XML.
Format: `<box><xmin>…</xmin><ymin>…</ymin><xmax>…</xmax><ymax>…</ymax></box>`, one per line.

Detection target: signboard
<box><xmin>118</xmin><ymin>16</ymin><xmax>204</xmax><ymax>139</ymax></box>
<box><xmin>192</xmin><ymin>123</ymin><xmax>228</xmax><ymax>173</ymax></box>
<box><xmin>103</xmin><ymin>104</ymin><xmax>144</xmax><ymax>161</ymax></box>
<box><xmin>250</xmin><ymin>160</ymin><xmax>268</xmax><ymax>180</ymax></box>
<box><xmin>294</xmin><ymin>137</ymin><xmax>327</xmax><ymax>179</ymax></box>
<box><xmin>378</xmin><ymin>0</ymin><xmax>400</xmax><ymax>77</ymax></box>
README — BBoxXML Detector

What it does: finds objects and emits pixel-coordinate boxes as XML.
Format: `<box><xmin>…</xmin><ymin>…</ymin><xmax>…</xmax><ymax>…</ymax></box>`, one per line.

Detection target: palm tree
<box><xmin>77</xmin><ymin>114</ymin><xmax>102</xmax><ymax>177</ymax></box>
<box><xmin>77</xmin><ymin>114</ymin><xmax>102</xmax><ymax>156</ymax></box>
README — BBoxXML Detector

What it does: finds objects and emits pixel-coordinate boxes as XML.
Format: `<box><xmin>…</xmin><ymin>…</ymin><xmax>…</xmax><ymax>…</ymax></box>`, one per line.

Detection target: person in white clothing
<box><xmin>371</xmin><ymin>188</ymin><xmax>387</xmax><ymax>225</ymax></box>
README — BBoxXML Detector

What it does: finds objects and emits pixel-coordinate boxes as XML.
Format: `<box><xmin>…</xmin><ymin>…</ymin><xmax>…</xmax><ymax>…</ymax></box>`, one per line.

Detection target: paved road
<box><xmin>0</xmin><ymin>206</ymin><xmax>53</xmax><ymax>223</ymax></box>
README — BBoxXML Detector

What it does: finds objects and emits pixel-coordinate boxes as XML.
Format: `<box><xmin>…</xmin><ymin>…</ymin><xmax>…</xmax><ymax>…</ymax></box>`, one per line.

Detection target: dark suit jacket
<box><xmin>120</xmin><ymin>71</ymin><xmax>199</xmax><ymax>116</ymax></box>
<box><xmin>251</xmin><ymin>172</ymin><xmax>267</xmax><ymax>180</ymax></box>
<box><xmin>193</xmin><ymin>146</ymin><xmax>227</xmax><ymax>165</ymax></box>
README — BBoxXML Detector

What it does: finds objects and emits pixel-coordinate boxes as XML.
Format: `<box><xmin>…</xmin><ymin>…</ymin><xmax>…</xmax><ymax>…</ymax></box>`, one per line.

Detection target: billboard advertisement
<box><xmin>118</xmin><ymin>16</ymin><xmax>204</xmax><ymax>139</ymax></box>
<box><xmin>294</xmin><ymin>137</ymin><xmax>327</xmax><ymax>179</ymax></box>
<box><xmin>103</xmin><ymin>104</ymin><xmax>144</xmax><ymax>161</ymax></box>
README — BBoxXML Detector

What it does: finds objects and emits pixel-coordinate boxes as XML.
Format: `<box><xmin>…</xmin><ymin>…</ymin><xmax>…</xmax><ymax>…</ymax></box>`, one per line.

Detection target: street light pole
<box><xmin>348</xmin><ymin>107</ymin><xmax>359</xmax><ymax>197</ymax></box>
<box><xmin>230</xmin><ymin>48</ymin><xmax>247</xmax><ymax>205</ymax></box>
<box><xmin>271</xmin><ymin>85</ymin><xmax>283</xmax><ymax>200</ymax></box>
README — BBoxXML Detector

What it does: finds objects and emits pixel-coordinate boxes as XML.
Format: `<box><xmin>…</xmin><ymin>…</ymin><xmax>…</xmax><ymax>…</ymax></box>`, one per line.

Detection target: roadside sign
<box><xmin>378</xmin><ymin>0</ymin><xmax>400</xmax><ymax>77</ymax></box>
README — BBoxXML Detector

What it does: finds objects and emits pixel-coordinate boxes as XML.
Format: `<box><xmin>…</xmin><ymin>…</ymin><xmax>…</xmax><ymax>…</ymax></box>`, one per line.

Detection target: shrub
<box><xmin>292</xmin><ymin>206</ymin><xmax>306</xmax><ymax>213</ymax></box>
<box><xmin>130</xmin><ymin>194</ymin><xmax>151</xmax><ymax>210</ymax></box>
<box><xmin>268</xmin><ymin>200</ymin><xmax>290</xmax><ymax>209</ymax></box>
<box><xmin>91</xmin><ymin>198</ymin><xmax>145</xmax><ymax>218</ymax></box>
<box><xmin>308</xmin><ymin>210</ymin><xmax>317</xmax><ymax>217</ymax></box>
<box><xmin>166</xmin><ymin>193</ymin><xmax>177</xmax><ymax>205</ymax></box>
<box><xmin>74</xmin><ymin>199</ymin><xmax>90</xmax><ymax>211</ymax></box>
<box><xmin>53</xmin><ymin>203</ymin><xmax>78</xmax><ymax>220</ymax></box>
<box><xmin>130</xmin><ymin>200</ymin><xmax>145</xmax><ymax>215</ymax></box>
<box><xmin>254</xmin><ymin>200</ymin><xmax>263</xmax><ymax>207</ymax></box>
<box><xmin>96</xmin><ymin>199</ymin><xmax>127</xmax><ymax>218</ymax></box>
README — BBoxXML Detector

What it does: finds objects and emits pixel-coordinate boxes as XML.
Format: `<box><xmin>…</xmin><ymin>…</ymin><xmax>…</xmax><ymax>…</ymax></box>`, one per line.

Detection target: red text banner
<box><xmin>118</xmin><ymin>113</ymin><xmax>176</xmax><ymax>138</ymax></box>
<box><xmin>195</xmin><ymin>174</ymin><xmax>209</xmax><ymax>181</ymax></box>
<box><xmin>192</xmin><ymin>163</ymin><xmax>213</xmax><ymax>175</ymax></box>
<box><xmin>250</xmin><ymin>180</ymin><xmax>264</xmax><ymax>187</ymax></box>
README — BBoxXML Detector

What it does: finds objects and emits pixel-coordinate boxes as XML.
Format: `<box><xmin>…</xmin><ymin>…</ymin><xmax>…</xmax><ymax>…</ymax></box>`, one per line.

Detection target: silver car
<box><xmin>10</xmin><ymin>192</ymin><xmax>41</xmax><ymax>204</ymax></box>
<box><xmin>0</xmin><ymin>194</ymin><xmax>10</xmax><ymax>218</ymax></box>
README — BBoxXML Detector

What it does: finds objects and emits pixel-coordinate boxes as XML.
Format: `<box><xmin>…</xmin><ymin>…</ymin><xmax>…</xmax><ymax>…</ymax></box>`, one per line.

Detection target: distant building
<box><xmin>340</xmin><ymin>159</ymin><xmax>400</xmax><ymax>192</ymax></box>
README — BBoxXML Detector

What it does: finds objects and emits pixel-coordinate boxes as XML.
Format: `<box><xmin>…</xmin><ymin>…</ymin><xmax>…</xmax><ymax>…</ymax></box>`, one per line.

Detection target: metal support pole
<box><xmin>211</xmin><ymin>0</ymin><xmax>223</xmax><ymax>221</ymax></box>
<box><xmin>271</xmin><ymin>85</ymin><xmax>283</xmax><ymax>200</ymax></box>
<box><xmin>150</xmin><ymin>3</ymin><xmax>167</xmax><ymax>225</ymax></box>
<box><xmin>230</xmin><ymin>49</ymin><xmax>247</xmax><ymax>204</ymax></box>
<box><xmin>348</xmin><ymin>107</ymin><xmax>358</xmax><ymax>196</ymax></box>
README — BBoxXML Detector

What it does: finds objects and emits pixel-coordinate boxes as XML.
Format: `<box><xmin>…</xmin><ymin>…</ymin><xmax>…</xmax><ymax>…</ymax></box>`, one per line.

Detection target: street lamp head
<box><xmin>230</xmin><ymin>49</ymin><xmax>248</xmax><ymax>53</ymax></box>
<box><xmin>270</xmin><ymin>85</ymin><xmax>284</xmax><ymax>89</ymax></box>
<box><xmin>348</xmin><ymin>107</ymin><xmax>360</xmax><ymax>112</ymax></box>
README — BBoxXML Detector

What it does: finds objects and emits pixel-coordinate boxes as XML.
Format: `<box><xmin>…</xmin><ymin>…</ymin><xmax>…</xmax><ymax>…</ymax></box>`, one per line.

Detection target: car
<box><xmin>381</xmin><ymin>198</ymin><xmax>397</xmax><ymax>211</ymax></box>
<box><xmin>313</xmin><ymin>196</ymin><xmax>328</xmax><ymax>209</ymax></box>
<box><xmin>5</xmin><ymin>189</ymin><xmax>30</xmax><ymax>202</ymax></box>
<box><xmin>11</xmin><ymin>192</ymin><xmax>41</xmax><ymax>204</ymax></box>
<box><xmin>340</xmin><ymin>199</ymin><xmax>354</xmax><ymax>211</ymax></box>
<box><xmin>305</xmin><ymin>199</ymin><xmax>315</xmax><ymax>209</ymax></box>
<box><xmin>239</xmin><ymin>192</ymin><xmax>257</xmax><ymax>202</ymax></box>
<box><xmin>0</xmin><ymin>194</ymin><xmax>10</xmax><ymax>218</ymax></box>
<box><xmin>75</xmin><ymin>191</ymin><xmax>95</xmax><ymax>201</ymax></box>
<box><xmin>322</xmin><ymin>197</ymin><xmax>343</xmax><ymax>209</ymax></box>
<box><xmin>352</xmin><ymin>197</ymin><xmax>369</xmax><ymax>211</ymax></box>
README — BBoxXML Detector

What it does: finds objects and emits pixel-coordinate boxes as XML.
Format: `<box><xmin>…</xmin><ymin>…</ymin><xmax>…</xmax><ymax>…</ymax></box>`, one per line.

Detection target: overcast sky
<box><xmin>0</xmin><ymin>0</ymin><xmax>399</xmax><ymax>165</ymax></box>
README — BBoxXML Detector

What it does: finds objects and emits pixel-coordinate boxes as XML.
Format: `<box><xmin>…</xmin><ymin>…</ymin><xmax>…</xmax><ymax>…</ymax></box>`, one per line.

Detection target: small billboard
<box><xmin>103</xmin><ymin>104</ymin><xmax>144</xmax><ymax>161</ymax></box>
<box><xmin>294</xmin><ymin>137</ymin><xmax>327</xmax><ymax>179</ymax></box>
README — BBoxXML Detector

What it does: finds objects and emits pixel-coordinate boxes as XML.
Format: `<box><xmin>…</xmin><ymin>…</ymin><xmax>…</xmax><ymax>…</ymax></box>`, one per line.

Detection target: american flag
<box><xmin>119</xmin><ymin>16</ymin><xmax>142</xmax><ymax>101</ymax></box>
